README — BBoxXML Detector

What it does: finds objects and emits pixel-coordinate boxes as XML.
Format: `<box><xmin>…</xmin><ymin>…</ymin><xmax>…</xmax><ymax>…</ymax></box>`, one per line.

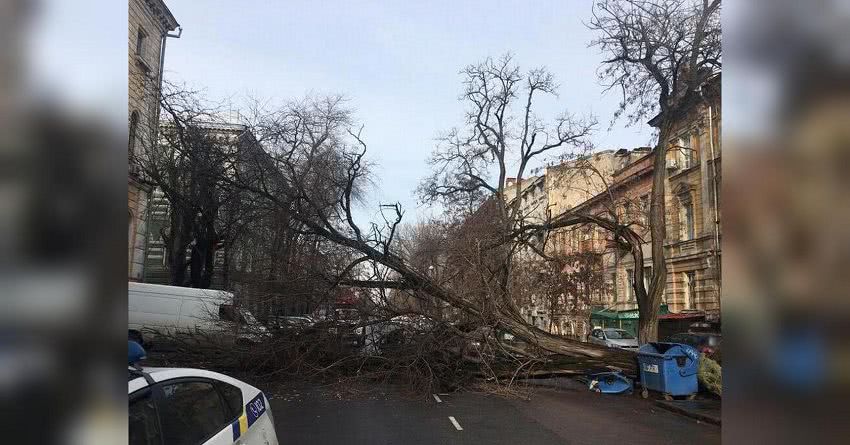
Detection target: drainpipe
<box><xmin>156</xmin><ymin>26</ymin><xmax>182</xmax><ymax>125</ymax></box>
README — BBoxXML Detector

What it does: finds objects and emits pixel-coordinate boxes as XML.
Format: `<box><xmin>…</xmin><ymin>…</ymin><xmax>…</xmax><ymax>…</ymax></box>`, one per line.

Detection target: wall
<box><xmin>128</xmin><ymin>0</ymin><xmax>177</xmax><ymax>280</ymax></box>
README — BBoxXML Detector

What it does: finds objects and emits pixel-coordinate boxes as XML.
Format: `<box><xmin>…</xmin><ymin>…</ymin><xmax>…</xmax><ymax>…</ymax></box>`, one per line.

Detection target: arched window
<box><xmin>129</xmin><ymin>111</ymin><xmax>140</xmax><ymax>156</ymax></box>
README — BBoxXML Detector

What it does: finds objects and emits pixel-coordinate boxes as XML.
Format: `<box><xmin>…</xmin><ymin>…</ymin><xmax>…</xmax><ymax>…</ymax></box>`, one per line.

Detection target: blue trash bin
<box><xmin>637</xmin><ymin>342</ymin><xmax>700</xmax><ymax>398</ymax></box>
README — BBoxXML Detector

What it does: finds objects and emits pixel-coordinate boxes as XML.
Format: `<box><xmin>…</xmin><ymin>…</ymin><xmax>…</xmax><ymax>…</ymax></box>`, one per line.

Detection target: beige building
<box><xmin>128</xmin><ymin>0</ymin><xmax>179</xmax><ymax>280</ymax></box>
<box><xmin>547</xmin><ymin>149</ymin><xmax>646</xmax><ymax>257</ymax></box>
<box><xmin>544</xmin><ymin>148</ymin><xmax>651</xmax><ymax>338</ymax></box>
<box><xmin>658</xmin><ymin>75</ymin><xmax>722</xmax><ymax>319</ymax></box>
<box><xmin>548</xmin><ymin>75</ymin><xmax>722</xmax><ymax>336</ymax></box>
<box><xmin>508</xmin><ymin>150</ymin><xmax>642</xmax><ymax>332</ymax></box>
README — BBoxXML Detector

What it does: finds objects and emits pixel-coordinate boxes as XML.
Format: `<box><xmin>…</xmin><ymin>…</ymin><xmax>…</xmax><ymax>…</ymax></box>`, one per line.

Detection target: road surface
<box><xmin>266</xmin><ymin>380</ymin><xmax>720</xmax><ymax>444</ymax></box>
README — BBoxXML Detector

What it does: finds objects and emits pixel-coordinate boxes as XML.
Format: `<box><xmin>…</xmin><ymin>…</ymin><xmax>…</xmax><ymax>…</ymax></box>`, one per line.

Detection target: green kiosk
<box><xmin>590</xmin><ymin>304</ymin><xmax>670</xmax><ymax>337</ymax></box>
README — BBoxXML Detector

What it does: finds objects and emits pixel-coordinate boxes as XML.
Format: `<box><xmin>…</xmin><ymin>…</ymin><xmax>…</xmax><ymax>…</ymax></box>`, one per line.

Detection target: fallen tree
<box><xmin>150</xmin><ymin>0</ymin><xmax>724</xmax><ymax>381</ymax></box>
<box><xmin>217</xmin><ymin>66</ymin><xmax>642</xmax><ymax>380</ymax></box>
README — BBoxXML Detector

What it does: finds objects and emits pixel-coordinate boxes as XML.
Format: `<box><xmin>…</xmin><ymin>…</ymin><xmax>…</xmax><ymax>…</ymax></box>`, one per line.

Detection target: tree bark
<box><xmin>639</xmin><ymin>122</ymin><xmax>671</xmax><ymax>343</ymax></box>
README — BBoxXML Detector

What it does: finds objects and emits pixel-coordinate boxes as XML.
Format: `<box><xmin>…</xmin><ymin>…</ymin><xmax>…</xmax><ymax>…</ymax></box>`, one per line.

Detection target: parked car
<box><xmin>664</xmin><ymin>332</ymin><xmax>722</xmax><ymax>356</ymax></box>
<box><xmin>268</xmin><ymin>315</ymin><xmax>315</xmax><ymax>331</ymax></box>
<box><xmin>588</xmin><ymin>328</ymin><xmax>640</xmax><ymax>349</ymax></box>
<box><xmin>128</xmin><ymin>282</ymin><xmax>270</xmax><ymax>348</ymax></box>
<box><xmin>129</xmin><ymin>342</ymin><xmax>279</xmax><ymax>445</ymax></box>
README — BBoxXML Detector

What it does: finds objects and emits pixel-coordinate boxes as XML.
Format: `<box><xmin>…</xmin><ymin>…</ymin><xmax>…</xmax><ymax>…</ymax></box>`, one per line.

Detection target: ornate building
<box><xmin>128</xmin><ymin>0</ymin><xmax>179</xmax><ymax>280</ymax></box>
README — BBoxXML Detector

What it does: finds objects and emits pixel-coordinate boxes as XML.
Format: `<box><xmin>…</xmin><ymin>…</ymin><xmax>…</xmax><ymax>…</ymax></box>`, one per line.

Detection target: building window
<box><xmin>677</xmin><ymin>133</ymin><xmax>699</xmax><ymax>169</ymax></box>
<box><xmin>136</xmin><ymin>27</ymin><xmax>148</xmax><ymax>58</ymax></box>
<box><xmin>684</xmin><ymin>200</ymin><xmax>695</xmax><ymax>240</ymax></box>
<box><xmin>610</xmin><ymin>272</ymin><xmax>618</xmax><ymax>303</ymax></box>
<box><xmin>625</xmin><ymin>268</ymin><xmax>634</xmax><ymax>301</ymax></box>
<box><xmin>683</xmin><ymin>271</ymin><xmax>696</xmax><ymax>310</ymax></box>
<box><xmin>679</xmin><ymin>196</ymin><xmax>695</xmax><ymax>240</ymax></box>
<box><xmin>129</xmin><ymin>111</ymin><xmax>140</xmax><ymax>156</ymax></box>
<box><xmin>642</xmin><ymin>265</ymin><xmax>652</xmax><ymax>295</ymax></box>
<box><xmin>640</xmin><ymin>194</ymin><xmax>650</xmax><ymax>225</ymax></box>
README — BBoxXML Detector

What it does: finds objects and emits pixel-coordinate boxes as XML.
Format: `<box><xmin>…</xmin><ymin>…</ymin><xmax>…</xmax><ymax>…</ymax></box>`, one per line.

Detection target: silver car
<box><xmin>588</xmin><ymin>328</ymin><xmax>639</xmax><ymax>349</ymax></box>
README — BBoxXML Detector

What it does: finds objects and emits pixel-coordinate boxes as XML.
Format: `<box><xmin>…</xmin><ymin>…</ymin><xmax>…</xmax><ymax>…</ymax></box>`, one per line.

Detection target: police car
<box><xmin>129</xmin><ymin>342</ymin><xmax>279</xmax><ymax>445</ymax></box>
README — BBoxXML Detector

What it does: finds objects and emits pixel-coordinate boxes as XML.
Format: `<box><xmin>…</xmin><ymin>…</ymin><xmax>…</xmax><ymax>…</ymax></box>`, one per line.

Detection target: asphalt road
<box><xmin>267</xmin><ymin>381</ymin><xmax>720</xmax><ymax>445</ymax></box>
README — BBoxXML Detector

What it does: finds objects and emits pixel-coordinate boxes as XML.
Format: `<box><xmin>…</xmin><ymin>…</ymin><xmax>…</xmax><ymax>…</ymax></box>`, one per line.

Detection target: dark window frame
<box><xmin>129</xmin><ymin>387</ymin><xmax>163</xmax><ymax>445</ymax></box>
<box><xmin>215</xmin><ymin>380</ymin><xmax>245</xmax><ymax>423</ymax></box>
<box><xmin>129</xmin><ymin>110</ymin><xmax>140</xmax><ymax>155</ymax></box>
<box><xmin>136</xmin><ymin>27</ymin><xmax>148</xmax><ymax>57</ymax></box>
<box><xmin>149</xmin><ymin>377</ymin><xmax>234</xmax><ymax>445</ymax></box>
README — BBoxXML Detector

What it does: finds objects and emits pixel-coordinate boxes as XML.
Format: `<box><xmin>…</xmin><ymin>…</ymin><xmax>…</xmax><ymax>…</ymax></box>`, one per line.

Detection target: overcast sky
<box><xmin>163</xmin><ymin>0</ymin><xmax>652</xmax><ymax>224</ymax></box>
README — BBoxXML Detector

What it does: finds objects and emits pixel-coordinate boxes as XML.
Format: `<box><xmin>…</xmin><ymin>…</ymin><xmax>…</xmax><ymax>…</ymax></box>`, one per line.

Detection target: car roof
<box><xmin>129</xmin><ymin>366</ymin><xmax>260</xmax><ymax>396</ymax></box>
<box><xmin>129</xmin><ymin>281</ymin><xmax>234</xmax><ymax>300</ymax></box>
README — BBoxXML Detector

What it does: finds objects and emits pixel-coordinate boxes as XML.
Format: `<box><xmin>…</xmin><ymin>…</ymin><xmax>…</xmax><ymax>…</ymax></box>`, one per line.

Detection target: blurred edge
<box><xmin>724</xmin><ymin>0</ymin><xmax>850</xmax><ymax>443</ymax></box>
<box><xmin>1</xmin><ymin>1</ymin><xmax>127</xmax><ymax>444</ymax></box>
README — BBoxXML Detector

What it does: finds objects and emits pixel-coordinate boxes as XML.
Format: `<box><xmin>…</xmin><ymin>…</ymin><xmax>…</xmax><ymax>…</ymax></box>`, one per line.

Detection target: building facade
<box><xmin>143</xmin><ymin>121</ymin><xmax>254</xmax><ymax>289</ymax></box>
<box><xmin>128</xmin><ymin>0</ymin><xmax>179</xmax><ymax>280</ymax></box>
<box><xmin>659</xmin><ymin>76</ymin><xmax>722</xmax><ymax>319</ymax></box>
<box><xmin>545</xmin><ymin>148</ymin><xmax>651</xmax><ymax>338</ymax></box>
<box><xmin>547</xmin><ymin>76</ymin><xmax>722</xmax><ymax>336</ymax></box>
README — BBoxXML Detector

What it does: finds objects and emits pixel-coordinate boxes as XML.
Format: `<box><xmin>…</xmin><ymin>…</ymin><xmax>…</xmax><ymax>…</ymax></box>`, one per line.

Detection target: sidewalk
<box><xmin>522</xmin><ymin>376</ymin><xmax>721</xmax><ymax>426</ymax></box>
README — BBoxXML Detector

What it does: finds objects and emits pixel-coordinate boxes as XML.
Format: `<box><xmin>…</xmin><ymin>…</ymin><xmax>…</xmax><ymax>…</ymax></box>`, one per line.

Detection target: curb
<box><xmin>654</xmin><ymin>400</ymin><xmax>721</xmax><ymax>426</ymax></box>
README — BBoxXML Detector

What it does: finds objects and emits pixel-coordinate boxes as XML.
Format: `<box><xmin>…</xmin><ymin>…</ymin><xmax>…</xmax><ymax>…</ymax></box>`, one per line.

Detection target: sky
<box><xmin>162</xmin><ymin>0</ymin><xmax>653</xmax><ymax>225</ymax></box>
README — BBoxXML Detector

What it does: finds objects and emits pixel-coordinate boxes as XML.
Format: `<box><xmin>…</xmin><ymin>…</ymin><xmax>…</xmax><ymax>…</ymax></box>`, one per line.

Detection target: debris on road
<box><xmin>587</xmin><ymin>371</ymin><xmax>633</xmax><ymax>395</ymax></box>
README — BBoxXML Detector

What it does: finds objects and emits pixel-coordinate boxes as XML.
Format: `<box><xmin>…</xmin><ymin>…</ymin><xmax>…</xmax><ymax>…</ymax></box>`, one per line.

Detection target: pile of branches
<box><xmin>142</xmin><ymin>308</ymin><xmax>636</xmax><ymax>395</ymax></box>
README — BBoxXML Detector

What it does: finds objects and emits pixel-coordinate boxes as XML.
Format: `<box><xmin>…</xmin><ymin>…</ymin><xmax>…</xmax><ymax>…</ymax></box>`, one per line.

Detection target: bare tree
<box><xmin>589</xmin><ymin>0</ymin><xmax>721</xmax><ymax>341</ymax></box>
<box><xmin>220</xmin><ymin>89</ymin><xmax>638</xmax><ymax>375</ymax></box>
<box><xmin>419</xmin><ymin>53</ymin><xmax>597</xmax><ymax>324</ymax></box>
<box><xmin>137</xmin><ymin>82</ymin><xmax>243</xmax><ymax>287</ymax></box>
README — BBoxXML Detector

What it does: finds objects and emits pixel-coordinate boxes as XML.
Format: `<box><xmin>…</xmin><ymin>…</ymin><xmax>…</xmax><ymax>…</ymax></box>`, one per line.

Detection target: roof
<box><xmin>145</xmin><ymin>0</ymin><xmax>180</xmax><ymax>32</ymax></box>
<box><xmin>129</xmin><ymin>366</ymin><xmax>259</xmax><ymax>394</ymax></box>
<box><xmin>591</xmin><ymin>304</ymin><xmax>670</xmax><ymax>320</ymax></box>
<box><xmin>659</xmin><ymin>312</ymin><xmax>706</xmax><ymax>320</ymax></box>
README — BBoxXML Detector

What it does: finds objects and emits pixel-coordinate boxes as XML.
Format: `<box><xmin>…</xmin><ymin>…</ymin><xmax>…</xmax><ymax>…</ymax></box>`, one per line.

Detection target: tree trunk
<box><xmin>167</xmin><ymin>209</ymin><xmax>191</xmax><ymax>286</ymax></box>
<box><xmin>639</xmin><ymin>122</ymin><xmax>671</xmax><ymax>343</ymax></box>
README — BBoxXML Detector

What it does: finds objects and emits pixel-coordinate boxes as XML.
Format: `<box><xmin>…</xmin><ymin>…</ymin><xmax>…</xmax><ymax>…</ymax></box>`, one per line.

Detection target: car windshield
<box><xmin>605</xmin><ymin>329</ymin><xmax>635</xmax><ymax>339</ymax></box>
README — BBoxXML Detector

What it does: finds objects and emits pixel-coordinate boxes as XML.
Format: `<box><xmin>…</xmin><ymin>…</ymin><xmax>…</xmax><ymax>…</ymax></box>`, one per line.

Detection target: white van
<box><xmin>128</xmin><ymin>282</ymin><xmax>269</xmax><ymax>347</ymax></box>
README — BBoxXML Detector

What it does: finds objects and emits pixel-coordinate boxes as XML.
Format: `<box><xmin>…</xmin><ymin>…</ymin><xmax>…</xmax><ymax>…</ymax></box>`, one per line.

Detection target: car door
<box><xmin>129</xmin><ymin>389</ymin><xmax>162</xmax><ymax>445</ymax></box>
<box><xmin>153</xmin><ymin>379</ymin><xmax>235</xmax><ymax>445</ymax></box>
<box><xmin>215</xmin><ymin>380</ymin><xmax>268</xmax><ymax>445</ymax></box>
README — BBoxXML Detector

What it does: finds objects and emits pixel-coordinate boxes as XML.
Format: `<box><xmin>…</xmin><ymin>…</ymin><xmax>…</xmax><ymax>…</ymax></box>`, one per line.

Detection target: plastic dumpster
<box><xmin>637</xmin><ymin>342</ymin><xmax>700</xmax><ymax>399</ymax></box>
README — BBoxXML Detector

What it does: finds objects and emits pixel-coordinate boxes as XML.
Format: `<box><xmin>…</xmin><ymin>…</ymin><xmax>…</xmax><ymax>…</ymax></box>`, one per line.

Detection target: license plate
<box><xmin>643</xmin><ymin>364</ymin><xmax>659</xmax><ymax>373</ymax></box>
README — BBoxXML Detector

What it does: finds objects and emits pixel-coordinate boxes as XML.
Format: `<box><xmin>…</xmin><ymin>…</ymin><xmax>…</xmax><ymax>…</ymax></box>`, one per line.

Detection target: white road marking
<box><xmin>432</xmin><ymin>394</ymin><xmax>443</xmax><ymax>403</ymax></box>
<box><xmin>449</xmin><ymin>416</ymin><xmax>463</xmax><ymax>431</ymax></box>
